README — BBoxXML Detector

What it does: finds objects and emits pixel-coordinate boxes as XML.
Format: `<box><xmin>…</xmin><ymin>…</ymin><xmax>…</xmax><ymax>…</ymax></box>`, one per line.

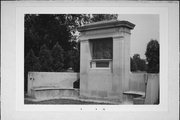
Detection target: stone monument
<box><xmin>77</xmin><ymin>20</ymin><xmax>135</xmax><ymax>102</ymax></box>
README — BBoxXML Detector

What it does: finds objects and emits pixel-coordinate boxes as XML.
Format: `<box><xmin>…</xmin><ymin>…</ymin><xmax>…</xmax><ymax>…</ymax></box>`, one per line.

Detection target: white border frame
<box><xmin>2</xmin><ymin>1</ymin><xmax>179</xmax><ymax>120</ymax></box>
<box><xmin>16</xmin><ymin>5</ymin><xmax>168</xmax><ymax>112</ymax></box>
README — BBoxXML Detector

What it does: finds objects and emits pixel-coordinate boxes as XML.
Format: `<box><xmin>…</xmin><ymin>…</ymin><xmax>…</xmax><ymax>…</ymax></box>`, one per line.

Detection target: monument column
<box><xmin>79</xmin><ymin>39</ymin><xmax>91</xmax><ymax>96</ymax></box>
<box><xmin>111</xmin><ymin>36</ymin><xmax>124</xmax><ymax>100</ymax></box>
<box><xmin>118</xmin><ymin>27</ymin><xmax>132</xmax><ymax>93</ymax></box>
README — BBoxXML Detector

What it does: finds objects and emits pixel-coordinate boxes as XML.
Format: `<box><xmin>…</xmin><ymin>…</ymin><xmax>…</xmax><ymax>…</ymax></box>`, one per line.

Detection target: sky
<box><xmin>118</xmin><ymin>14</ymin><xmax>159</xmax><ymax>59</ymax></box>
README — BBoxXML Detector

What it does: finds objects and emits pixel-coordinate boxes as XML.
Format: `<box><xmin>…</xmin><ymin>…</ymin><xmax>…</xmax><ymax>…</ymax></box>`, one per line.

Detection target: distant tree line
<box><xmin>131</xmin><ymin>39</ymin><xmax>159</xmax><ymax>73</ymax></box>
<box><xmin>130</xmin><ymin>54</ymin><xmax>147</xmax><ymax>72</ymax></box>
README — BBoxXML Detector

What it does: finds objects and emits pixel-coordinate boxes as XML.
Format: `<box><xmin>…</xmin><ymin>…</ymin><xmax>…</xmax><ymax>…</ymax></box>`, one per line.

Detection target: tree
<box><xmin>68</xmin><ymin>50</ymin><xmax>80</xmax><ymax>72</ymax></box>
<box><xmin>131</xmin><ymin>54</ymin><xmax>147</xmax><ymax>72</ymax></box>
<box><xmin>24</xmin><ymin>49</ymin><xmax>41</xmax><ymax>92</ymax></box>
<box><xmin>39</xmin><ymin>44</ymin><xmax>53</xmax><ymax>71</ymax></box>
<box><xmin>139</xmin><ymin>59</ymin><xmax>147</xmax><ymax>71</ymax></box>
<box><xmin>130</xmin><ymin>57</ymin><xmax>137</xmax><ymax>72</ymax></box>
<box><xmin>25</xmin><ymin>14</ymin><xmax>72</xmax><ymax>57</ymax></box>
<box><xmin>51</xmin><ymin>42</ymin><xmax>64</xmax><ymax>72</ymax></box>
<box><xmin>145</xmin><ymin>40</ymin><xmax>159</xmax><ymax>73</ymax></box>
<box><xmin>90</xmin><ymin>14</ymin><xmax>118</xmax><ymax>22</ymax></box>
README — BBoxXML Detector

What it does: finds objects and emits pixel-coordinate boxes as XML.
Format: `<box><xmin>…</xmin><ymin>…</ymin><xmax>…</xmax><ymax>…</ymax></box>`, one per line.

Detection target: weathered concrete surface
<box><xmin>129</xmin><ymin>72</ymin><xmax>146</xmax><ymax>92</ymax></box>
<box><xmin>128</xmin><ymin>73</ymin><xmax>159</xmax><ymax>104</ymax></box>
<box><xmin>145</xmin><ymin>74</ymin><xmax>159</xmax><ymax>104</ymax></box>
<box><xmin>126</xmin><ymin>73</ymin><xmax>159</xmax><ymax>104</ymax></box>
<box><xmin>78</xmin><ymin>20</ymin><xmax>135</xmax><ymax>102</ymax></box>
<box><xmin>26</xmin><ymin>71</ymin><xmax>159</xmax><ymax>104</ymax></box>
<box><xmin>31</xmin><ymin>88</ymin><xmax>79</xmax><ymax>101</ymax></box>
<box><xmin>28</xmin><ymin>72</ymin><xmax>79</xmax><ymax>96</ymax></box>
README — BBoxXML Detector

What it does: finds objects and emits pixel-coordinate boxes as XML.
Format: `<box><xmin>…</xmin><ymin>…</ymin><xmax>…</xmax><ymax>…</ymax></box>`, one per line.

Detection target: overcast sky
<box><xmin>118</xmin><ymin>14</ymin><xmax>159</xmax><ymax>59</ymax></box>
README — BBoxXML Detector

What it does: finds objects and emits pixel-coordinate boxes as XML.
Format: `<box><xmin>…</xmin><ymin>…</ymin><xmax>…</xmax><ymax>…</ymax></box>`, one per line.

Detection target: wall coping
<box><xmin>77</xmin><ymin>20</ymin><xmax>135</xmax><ymax>32</ymax></box>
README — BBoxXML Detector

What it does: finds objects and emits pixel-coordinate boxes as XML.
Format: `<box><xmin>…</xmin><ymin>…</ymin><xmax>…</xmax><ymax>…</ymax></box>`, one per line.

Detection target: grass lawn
<box><xmin>24</xmin><ymin>99</ymin><xmax>111</xmax><ymax>105</ymax></box>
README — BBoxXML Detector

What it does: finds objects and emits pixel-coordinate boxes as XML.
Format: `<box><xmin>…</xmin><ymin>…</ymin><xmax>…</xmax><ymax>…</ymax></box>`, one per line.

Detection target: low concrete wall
<box><xmin>129</xmin><ymin>73</ymin><xmax>159</xmax><ymax>104</ymax></box>
<box><xmin>145</xmin><ymin>74</ymin><xmax>159</xmax><ymax>104</ymax></box>
<box><xmin>28</xmin><ymin>72</ymin><xmax>79</xmax><ymax>96</ymax></box>
<box><xmin>129</xmin><ymin>72</ymin><xmax>147</xmax><ymax>92</ymax></box>
<box><xmin>27</xmin><ymin>72</ymin><xmax>159</xmax><ymax>104</ymax></box>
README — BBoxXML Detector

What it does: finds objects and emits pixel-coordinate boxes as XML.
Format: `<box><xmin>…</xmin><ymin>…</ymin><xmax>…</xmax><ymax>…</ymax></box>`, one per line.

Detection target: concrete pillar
<box><xmin>80</xmin><ymin>40</ymin><xmax>90</xmax><ymax>97</ymax></box>
<box><xmin>111</xmin><ymin>36</ymin><xmax>124</xmax><ymax>99</ymax></box>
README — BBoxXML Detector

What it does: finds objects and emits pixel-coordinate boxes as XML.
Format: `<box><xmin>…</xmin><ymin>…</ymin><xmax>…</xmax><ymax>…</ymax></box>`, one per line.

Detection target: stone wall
<box><xmin>145</xmin><ymin>74</ymin><xmax>159</xmax><ymax>104</ymax></box>
<box><xmin>27</xmin><ymin>72</ymin><xmax>159</xmax><ymax>104</ymax></box>
<box><xmin>27</xmin><ymin>72</ymin><xmax>79</xmax><ymax>96</ymax></box>
<box><xmin>129</xmin><ymin>73</ymin><xmax>159</xmax><ymax>104</ymax></box>
<box><xmin>129</xmin><ymin>72</ymin><xmax>147</xmax><ymax>92</ymax></box>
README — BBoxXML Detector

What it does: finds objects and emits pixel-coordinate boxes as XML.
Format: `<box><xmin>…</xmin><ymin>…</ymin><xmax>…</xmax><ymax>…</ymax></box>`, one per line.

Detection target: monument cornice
<box><xmin>79</xmin><ymin>34</ymin><xmax>124</xmax><ymax>42</ymax></box>
<box><xmin>77</xmin><ymin>20</ymin><xmax>135</xmax><ymax>32</ymax></box>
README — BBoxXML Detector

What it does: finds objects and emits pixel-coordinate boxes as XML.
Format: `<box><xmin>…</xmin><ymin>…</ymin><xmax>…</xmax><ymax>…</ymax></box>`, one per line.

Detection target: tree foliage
<box><xmin>90</xmin><ymin>14</ymin><xmax>118</xmax><ymax>22</ymax></box>
<box><xmin>68</xmin><ymin>49</ymin><xmax>80</xmax><ymax>72</ymax></box>
<box><xmin>133</xmin><ymin>54</ymin><xmax>147</xmax><ymax>72</ymax></box>
<box><xmin>51</xmin><ymin>42</ymin><xmax>64</xmax><ymax>72</ymax></box>
<box><xmin>39</xmin><ymin>44</ymin><xmax>53</xmax><ymax>72</ymax></box>
<box><xmin>131</xmin><ymin>54</ymin><xmax>147</xmax><ymax>72</ymax></box>
<box><xmin>25</xmin><ymin>49</ymin><xmax>41</xmax><ymax>72</ymax></box>
<box><xmin>25</xmin><ymin>14</ymin><xmax>118</xmax><ymax>56</ymax></box>
<box><xmin>25</xmin><ymin>14</ymin><xmax>72</xmax><ymax>56</ymax></box>
<box><xmin>25</xmin><ymin>14</ymin><xmax>118</xmax><ymax>71</ymax></box>
<box><xmin>145</xmin><ymin>40</ymin><xmax>159</xmax><ymax>73</ymax></box>
<box><xmin>130</xmin><ymin>57</ymin><xmax>137</xmax><ymax>72</ymax></box>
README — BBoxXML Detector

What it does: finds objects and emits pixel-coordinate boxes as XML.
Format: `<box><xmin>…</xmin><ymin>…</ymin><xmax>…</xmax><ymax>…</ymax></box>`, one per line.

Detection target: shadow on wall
<box><xmin>73</xmin><ymin>73</ymin><xmax>80</xmax><ymax>89</ymax></box>
<box><xmin>73</xmin><ymin>79</ymin><xmax>80</xmax><ymax>89</ymax></box>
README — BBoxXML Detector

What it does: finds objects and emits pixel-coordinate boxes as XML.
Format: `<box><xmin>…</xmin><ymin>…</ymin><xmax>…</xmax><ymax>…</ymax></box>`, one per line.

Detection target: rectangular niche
<box><xmin>89</xmin><ymin>37</ymin><xmax>113</xmax><ymax>69</ymax></box>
